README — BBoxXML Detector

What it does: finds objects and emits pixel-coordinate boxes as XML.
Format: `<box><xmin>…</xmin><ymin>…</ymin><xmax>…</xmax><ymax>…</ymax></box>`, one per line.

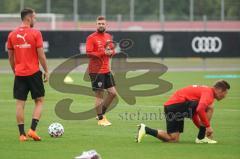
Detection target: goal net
<box><xmin>0</xmin><ymin>13</ymin><xmax>58</xmax><ymax>30</ymax></box>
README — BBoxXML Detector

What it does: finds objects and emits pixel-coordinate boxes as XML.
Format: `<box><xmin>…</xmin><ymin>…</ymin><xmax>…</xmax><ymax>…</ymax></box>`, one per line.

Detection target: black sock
<box><xmin>197</xmin><ymin>126</ymin><xmax>206</xmax><ymax>139</ymax></box>
<box><xmin>18</xmin><ymin>124</ymin><xmax>25</xmax><ymax>136</ymax></box>
<box><xmin>145</xmin><ymin>126</ymin><xmax>158</xmax><ymax>137</ymax></box>
<box><xmin>97</xmin><ymin>114</ymin><xmax>103</xmax><ymax>120</ymax></box>
<box><xmin>31</xmin><ymin>119</ymin><xmax>39</xmax><ymax>131</ymax></box>
<box><xmin>102</xmin><ymin>106</ymin><xmax>107</xmax><ymax>115</ymax></box>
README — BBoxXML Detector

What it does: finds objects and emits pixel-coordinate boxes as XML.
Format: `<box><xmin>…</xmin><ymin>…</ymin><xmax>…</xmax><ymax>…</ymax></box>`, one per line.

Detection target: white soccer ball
<box><xmin>48</xmin><ymin>122</ymin><xmax>64</xmax><ymax>137</ymax></box>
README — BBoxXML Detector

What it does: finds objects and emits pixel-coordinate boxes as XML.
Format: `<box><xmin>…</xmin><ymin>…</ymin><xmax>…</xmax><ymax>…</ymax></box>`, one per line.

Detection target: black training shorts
<box><xmin>14</xmin><ymin>71</ymin><xmax>45</xmax><ymax>100</ymax></box>
<box><xmin>164</xmin><ymin>101</ymin><xmax>198</xmax><ymax>134</ymax></box>
<box><xmin>89</xmin><ymin>72</ymin><xmax>115</xmax><ymax>91</ymax></box>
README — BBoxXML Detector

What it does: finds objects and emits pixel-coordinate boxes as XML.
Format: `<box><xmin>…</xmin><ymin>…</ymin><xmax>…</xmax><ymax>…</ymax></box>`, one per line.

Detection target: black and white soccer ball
<box><xmin>48</xmin><ymin>122</ymin><xmax>64</xmax><ymax>137</ymax></box>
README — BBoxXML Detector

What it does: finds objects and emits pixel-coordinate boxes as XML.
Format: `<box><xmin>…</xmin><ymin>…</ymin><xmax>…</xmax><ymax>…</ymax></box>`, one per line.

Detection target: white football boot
<box><xmin>136</xmin><ymin>123</ymin><xmax>146</xmax><ymax>143</ymax></box>
<box><xmin>195</xmin><ymin>137</ymin><xmax>217</xmax><ymax>144</ymax></box>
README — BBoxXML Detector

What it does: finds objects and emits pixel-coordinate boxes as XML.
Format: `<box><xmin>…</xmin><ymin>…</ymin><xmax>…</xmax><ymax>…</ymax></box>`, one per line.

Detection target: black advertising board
<box><xmin>1</xmin><ymin>31</ymin><xmax>239</xmax><ymax>58</ymax></box>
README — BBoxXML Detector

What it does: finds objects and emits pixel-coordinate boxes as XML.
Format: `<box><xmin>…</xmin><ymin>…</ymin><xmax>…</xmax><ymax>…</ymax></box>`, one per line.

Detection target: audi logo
<box><xmin>191</xmin><ymin>36</ymin><xmax>222</xmax><ymax>53</ymax></box>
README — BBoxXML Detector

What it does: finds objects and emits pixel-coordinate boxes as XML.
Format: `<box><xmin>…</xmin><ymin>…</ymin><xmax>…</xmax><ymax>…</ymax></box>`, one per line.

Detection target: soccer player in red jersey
<box><xmin>86</xmin><ymin>16</ymin><xmax>117</xmax><ymax>126</ymax></box>
<box><xmin>7</xmin><ymin>8</ymin><xmax>48</xmax><ymax>141</ymax></box>
<box><xmin>136</xmin><ymin>80</ymin><xmax>230</xmax><ymax>143</ymax></box>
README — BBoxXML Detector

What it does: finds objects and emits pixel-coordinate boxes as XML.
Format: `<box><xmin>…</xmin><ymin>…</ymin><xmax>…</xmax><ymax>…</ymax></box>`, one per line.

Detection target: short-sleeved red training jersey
<box><xmin>164</xmin><ymin>85</ymin><xmax>215</xmax><ymax>128</ymax></box>
<box><xmin>86</xmin><ymin>32</ymin><xmax>115</xmax><ymax>74</ymax></box>
<box><xmin>7</xmin><ymin>26</ymin><xmax>43</xmax><ymax>76</ymax></box>
<box><xmin>164</xmin><ymin>85</ymin><xmax>215</xmax><ymax>106</ymax></box>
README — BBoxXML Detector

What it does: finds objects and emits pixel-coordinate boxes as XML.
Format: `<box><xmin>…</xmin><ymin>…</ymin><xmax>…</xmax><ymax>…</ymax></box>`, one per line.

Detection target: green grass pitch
<box><xmin>0</xmin><ymin>63</ymin><xmax>240</xmax><ymax>159</ymax></box>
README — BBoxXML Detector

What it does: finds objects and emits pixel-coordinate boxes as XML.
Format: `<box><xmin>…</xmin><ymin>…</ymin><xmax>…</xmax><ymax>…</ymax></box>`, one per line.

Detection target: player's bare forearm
<box><xmin>37</xmin><ymin>48</ymin><xmax>49</xmax><ymax>82</ymax></box>
<box><xmin>37</xmin><ymin>48</ymin><xmax>48</xmax><ymax>73</ymax></box>
<box><xmin>206</xmin><ymin>105</ymin><xmax>214</xmax><ymax>121</ymax></box>
<box><xmin>196</xmin><ymin>103</ymin><xmax>210</xmax><ymax>128</ymax></box>
<box><xmin>192</xmin><ymin>114</ymin><xmax>200</xmax><ymax>128</ymax></box>
<box><xmin>8</xmin><ymin>49</ymin><xmax>15</xmax><ymax>74</ymax></box>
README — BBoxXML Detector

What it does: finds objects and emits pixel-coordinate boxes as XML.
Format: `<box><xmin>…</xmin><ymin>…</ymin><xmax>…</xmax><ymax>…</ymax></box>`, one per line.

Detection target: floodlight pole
<box><xmin>130</xmin><ymin>0</ymin><xmax>135</xmax><ymax>21</ymax></box>
<box><xmin>221</xmin><ymin>0</ymin><xmax>225</xmax><ymax>21</ymax></box>
<box><xmin>73</xmin><ymin>0</ymin><xmax>78</xmax><ymax>22</ymax></box>
<box><xmin>101</xmin><ymin>0</ymin><xmax>106</xmax><ymax>17</ymax></box>
<box><xmin>20</xmin><ymin>0</ymin><xmax>24</xmax><ymax>11</ymax></box>
<box><xmin>46</xmin><ymin>0</ymin><xmax>51</xmax><ymax>13</ymax></box>
<box><xmin>160</xmin><ymin>0</ymin><xmax>164</xmax><ymax>30</ymax></box>
<box><xmin>190</xmin><ymin>0</ymin><xmax>194</xmax><ymax>21</ymax></box>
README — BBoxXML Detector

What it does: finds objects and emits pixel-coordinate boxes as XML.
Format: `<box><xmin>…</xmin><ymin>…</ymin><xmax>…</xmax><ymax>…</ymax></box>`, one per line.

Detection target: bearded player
<box><xmin>86</xmin><ymin>16</ymin><xmax>117</xmax><ymax>126</ymax></box>
<box><xmin>7</xmin><ymin>8</ymin><xmax>48</xmax><ymax>141</ymax></box>
<box><xmin>136</xmin><ymin>80</ymin><xmax>230</xmax><ymax>143</ymax></box>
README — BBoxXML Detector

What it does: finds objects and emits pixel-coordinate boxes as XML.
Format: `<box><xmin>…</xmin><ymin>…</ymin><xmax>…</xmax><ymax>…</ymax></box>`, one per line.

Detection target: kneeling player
<box><xmin>136</xmin><ymin>80</ymin><xmax>230</xmax><ymax>144</ymax></box>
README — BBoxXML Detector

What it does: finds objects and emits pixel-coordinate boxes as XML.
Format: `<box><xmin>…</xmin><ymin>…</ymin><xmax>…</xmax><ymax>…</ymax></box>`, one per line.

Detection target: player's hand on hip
<box><xmin>206</xmin><ymin>127</ymin><xmax>213</xmax><ymax>136</ymax></box>
<box><xmin>43</xmin><ymin>72</ymin><xmax>49</xmax><ymax>82</ymax></box>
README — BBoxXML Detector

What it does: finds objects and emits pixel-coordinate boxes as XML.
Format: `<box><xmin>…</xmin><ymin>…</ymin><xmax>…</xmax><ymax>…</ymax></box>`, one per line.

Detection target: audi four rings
<box><xmin>191</xmin><ymin>36</ymin><xmax>222</xmax><ymax>53</ymax></box>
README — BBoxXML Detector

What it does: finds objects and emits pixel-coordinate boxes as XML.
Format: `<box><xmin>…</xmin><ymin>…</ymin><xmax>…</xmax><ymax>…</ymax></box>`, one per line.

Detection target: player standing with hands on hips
<box><xmin>86</xmin><ymin>16</ymin><xmax>117</xmax><ymax>126</ymax></box>
<box><xmin>7</xmin><ymin>8</ymin><xmax>48</xmax><ymax>141</ymax></box>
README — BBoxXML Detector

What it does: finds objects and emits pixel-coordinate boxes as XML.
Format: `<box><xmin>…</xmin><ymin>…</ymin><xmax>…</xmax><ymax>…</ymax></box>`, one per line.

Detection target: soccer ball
<box><xmin>48</xmin><ymin>122</ymin><xmax>64</xmax><ymax>137</ymax></box>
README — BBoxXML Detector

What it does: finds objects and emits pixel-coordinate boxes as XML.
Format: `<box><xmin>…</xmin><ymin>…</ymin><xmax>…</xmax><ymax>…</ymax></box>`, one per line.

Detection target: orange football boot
<box><xmin>27</xmin><ymin>129</ymin><xmax>41</xmax><ymax>141</ymax></box>
<box><xmin>19</xmin><ymin>135</ymin><xmax>28</xmax><ymax>142</ymax></box>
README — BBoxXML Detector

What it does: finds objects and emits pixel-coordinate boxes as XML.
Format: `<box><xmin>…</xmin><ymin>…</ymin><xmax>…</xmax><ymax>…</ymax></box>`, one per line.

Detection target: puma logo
<box><xmin>15</xmin><ymin>33</ymin><xmax>31</xmax><ymax>49</ymax></box>
<box><xmin>17</xmin><ymin>33</ymin><xmax>27</xmax><ymax>43</ymax></box>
